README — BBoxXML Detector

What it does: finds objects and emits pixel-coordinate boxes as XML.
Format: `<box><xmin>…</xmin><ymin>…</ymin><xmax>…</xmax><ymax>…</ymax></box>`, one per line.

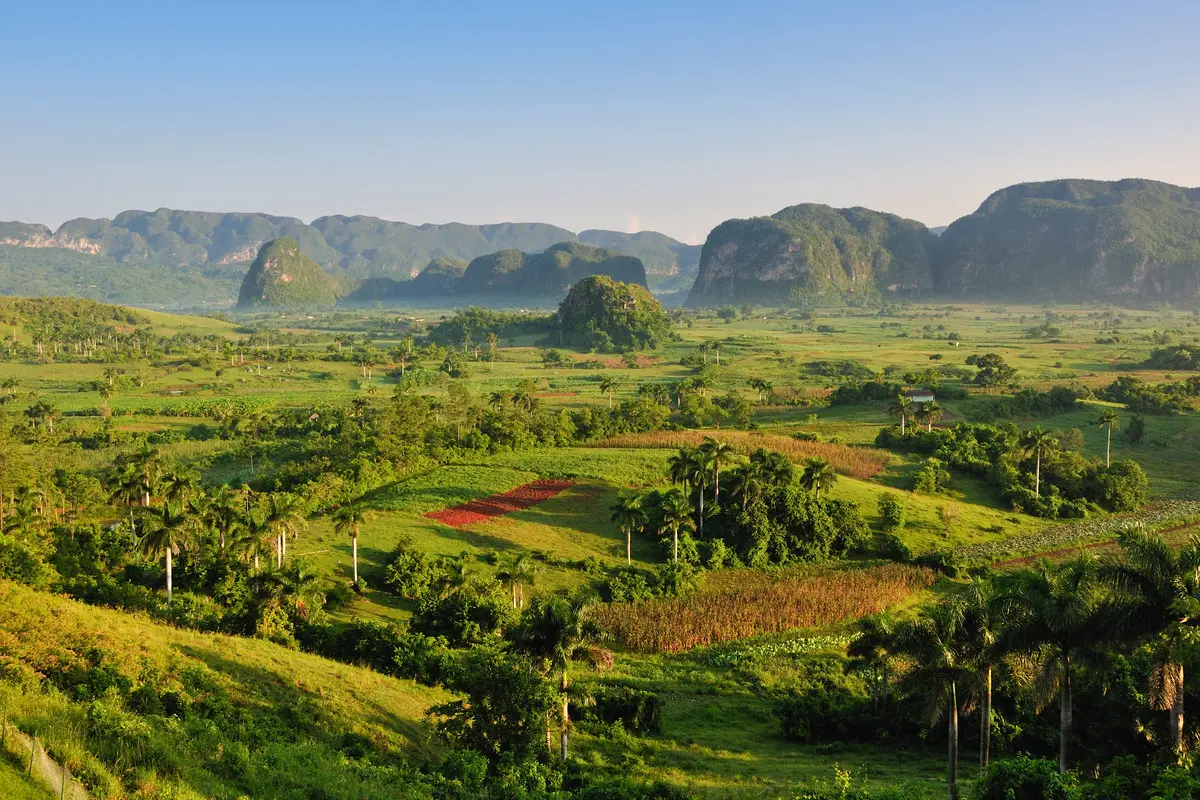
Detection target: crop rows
<box><xmin>702</xmin><ymin>634</ymin><xmax>855</xmax><ymax>668</ymax></box>
<box><xmin>955</xmin><ymin>499</ymin><xmax>1200</xmax><ymax>561</ymax></box>
<box><xmin>591</xmin><ymin>564</ymin><xmax>934</xmax><ymax>652</ymax></box>
<box><xmin>590</xmin><ymin>430</ymin><xmax>889</xmax><ymax>480</ymax></box>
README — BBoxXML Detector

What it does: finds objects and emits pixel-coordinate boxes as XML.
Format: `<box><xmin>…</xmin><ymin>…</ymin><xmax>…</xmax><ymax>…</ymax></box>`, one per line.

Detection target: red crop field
<box><xmin>424</xmin><ymin>479</ymin><xmax>574</xmax><ymax>527</ymax></box>
<box><xmin>590</xmin><ymin>563</ymin><xmax>934</xmax><ymax>652</ymax></box>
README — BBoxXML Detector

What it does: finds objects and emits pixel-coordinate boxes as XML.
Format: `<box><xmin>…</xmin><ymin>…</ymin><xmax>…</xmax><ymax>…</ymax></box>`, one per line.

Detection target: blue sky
<box><xmin>2</xmin><ymin>0</ymin><xmax>1198</xmax><ymax>242</ymax></box>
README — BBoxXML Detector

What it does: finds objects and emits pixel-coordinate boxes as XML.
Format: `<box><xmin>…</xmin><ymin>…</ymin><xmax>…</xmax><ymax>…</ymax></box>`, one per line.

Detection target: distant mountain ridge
<box><xmin>688</xmin><ymin>178</ymin><xmax>1200</xmax><ymax>306</ymax></box>
<box><xmin>688</xmin><ymin>204</ymin><xmax>937</xmax><ymax>305</ymax></box>
<box><xmin>339</xmin><ymin>241</ymin><xmax>647</xmax><ymax>305</ymax></box>
<box><xmin>935</xmin><ymin>178</ymin><xmax>1200</xmax><ymax>300</ymax></box>
<box><xmin>0</xmin><ymin>208</ymin><xmax>699</xmax><ymax>306</ymax></box>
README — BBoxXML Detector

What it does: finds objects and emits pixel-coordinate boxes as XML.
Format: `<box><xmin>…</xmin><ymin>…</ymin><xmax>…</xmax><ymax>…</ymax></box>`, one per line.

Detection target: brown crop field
<box><xmin>589</xmin><ymin>430</ymin><xmax>890</xmax><ymax>480</ymax></box>
<box><xmin>591</xmin><ymin>563</ymin><xmax>934</xmax><ymax>652</ymax></box>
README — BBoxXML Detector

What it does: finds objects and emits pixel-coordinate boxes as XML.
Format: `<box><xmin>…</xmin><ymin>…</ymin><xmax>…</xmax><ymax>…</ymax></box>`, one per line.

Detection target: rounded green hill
<box><xmin>237</xmin><ymin>237</ymin><xmax>337</xmax><ymax>309</ymax></box>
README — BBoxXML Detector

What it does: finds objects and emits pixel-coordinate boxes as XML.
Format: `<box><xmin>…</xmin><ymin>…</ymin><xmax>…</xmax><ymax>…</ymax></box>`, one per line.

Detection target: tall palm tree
<box><xmin>127</xmin><ymin>444</ymin><xmax>165</xmax><ymax>507</ymax></box>
<box><xmin>333</xmin><ymin>504</ymin><xmax>371</xmax><ymax>586</ymax></box>
<box><xmin>203</xmin><ymin>484</ymin><xmax>243</xmax><ymax>550</ymax></box>
<box><xmin>753</xmin><ymin>448</ymin><xmax>795</xmax><ymax>487</ymax></box>
<box><xmin>508</xmin><ymin>594</ymin><xmax>613</xmax><ymax>760</ymax></box>
<box><xmin>800</xmin><ymin>457</ymin><xmax>837</xmax><ymax>498</ymax></box>
<box><xmin>897</xmin><ymin>600</ymin><xmax>973</xmax><ymax>800</ymax></box>
<box><xmin>1</xmin><ymin>488</ymin><xmax>45</xmax><ymax>539</ymax></box>
<box><xmin>598</xmin><ymin>375</ymin><xmax>620</xmax><ymax>408</ymax></box>
<box><xmin>847</xmin><ymin>613</ymin><xmax>902</xmax><ymax>713</ymax></box>
<box><xmin>997</xmin><ymin>555</ymin><xmax>1102</xmax><ymax>773</ymax></box>
<box><xmin>1098</xmin><ymin>409</ymin><xmax>1120</xmax><ymax>468</ymax></box>
<box><xmin>668</xmin><ymin>446</ymin><xmax>709</xmax><ymax>538</ymax></box>
<box><xmin>610</xmin><ymin>492</ymin><xmax>647</xmax><ymax>565</ymax></box>
<box><xmin>888</xmin><ymin>394</ymin><xmax>914</xmax><ymax>435</ymax></box>
<box><xmin>727</xmin><ymin>460</ymin><xmax>767</xmax><ymax>511</ymax></box>
<box><xmin>137</xmin><ymin>500</ymin><xmax>203</xmax><ymax>604</ymax></box>
<box><xmin>496</xmin><ymin>550</ymin><xmax>543</xmax><ymax>608</ymax></box>
<box><xmin>920</xmin><ymin>400</ymin><xmax>944</xmax><ymax>432</ymax></box>
<box><xmin>1021</xmin><ymin>427</ymin><xmax>1059</xmax><ymax>498</ymax></box>
<box><xmin>263</xmin><ymin>492</ymin><xmax>306</xmax><ymax>569</ymax></box>
<box><xmin>698</xmin><ymin>437</ymin><xmax>736</xmax><ymax>506</ymax></box>
<box><xmin>659</xmin><ymin>488</ymin><xmax>695</xmax><ymax>563</ymax></box>
<box><xmin>960</xmin><ymin>577</ymin><xmax>1002</xmax><ymax>772</ymax></box>
<box><xmin>160</xmin><ymin>467</ymin><xmax>202</xmax><ymax>508</ymax></box>
<box><xmin>1101</xmin><ymin>528</ymin><xmax>1200</xmax><ymax>759</ymax></box>
<box><xmin>279</xmin><ymin>560</ymin><xmax>325</xmax><ymax>620</ymax></box>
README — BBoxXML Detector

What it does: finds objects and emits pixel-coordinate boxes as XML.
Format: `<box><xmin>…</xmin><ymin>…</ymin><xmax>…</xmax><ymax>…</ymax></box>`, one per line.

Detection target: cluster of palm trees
<box><xmin>609</xmin><ymin>439</ymin><xmax>836</xmax><ymax>565</ymax></box>
<box><xmin>102</xmin><ymin>446</ymin><xmax>351</xmax><ymax>603</ymax></box>
<box><xmin>888</xmin><ymin>393</ymin><xmax>943</xmax><ymax>435</ymax></box>
<box><xmin>852</xmin><ymin>530</ymin><xmax>1200</xmax><ymax>798</ymax></box>
<box><xmin>487</xmin><ymin>389</ymin><xmax>541</xmax><ymax>416</ymax></box>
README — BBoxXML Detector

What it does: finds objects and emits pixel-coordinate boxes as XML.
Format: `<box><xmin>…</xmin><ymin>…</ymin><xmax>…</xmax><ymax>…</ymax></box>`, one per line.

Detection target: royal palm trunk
<box><xmin>1059</xmin><ymin>655</ymin><xmax>1071</xmax><ymax>773</ymax></box>
<box><xmin>981</xmin><ymin>665</ymin><xmax>992</xmax><ymax>772</ymax></box>
<box><xmin>948</xmin><ymin>682</ymin><xmax>959</xmax><ymax>800</ymax></box>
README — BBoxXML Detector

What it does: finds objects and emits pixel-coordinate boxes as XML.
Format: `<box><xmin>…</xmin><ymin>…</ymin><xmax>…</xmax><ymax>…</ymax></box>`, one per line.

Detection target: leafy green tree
<box><xmin>877</xmin><ymin>492</ymin><xmax>906</xmax><ymax>533</ymax></box>
<box><xmin>970</xmin><ymin>353</ymin><xmax>1017</xmax><ymax>388</ymax></box>
<box><xmin>432</xmin><ymin>646</ymin><xmax>557</xmax><ymax>767</ymax></box>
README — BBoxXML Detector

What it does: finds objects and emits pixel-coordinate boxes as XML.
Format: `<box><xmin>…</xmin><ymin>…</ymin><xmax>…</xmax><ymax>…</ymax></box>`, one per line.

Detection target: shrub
<box><xmin>913</xmin><ymin>457</ymin><xmax>951</xmax><ymax>494</ymax></box>
<box><xmin>974</xmin><ymin>757</ymin><xmax>1078</xmax><ymax>800</ymax></box>
<box><xmin>601</xmin><ymin>566</ymin><xmax>660</xmax><ymax>603</ymax></box>
<box><xmin>876</xmin><ymin>493</ymin><xmax>906</xmax><ymax>533</ymax></box>
<box><xmin>583</xmin><ymin>685</ymin><xmax>662</xmax><ymax>734</ymax></box>
<box><xmin>913</xmin><ymin>549</ymin><xmax>962</xmax><ymax>578</ymax></box>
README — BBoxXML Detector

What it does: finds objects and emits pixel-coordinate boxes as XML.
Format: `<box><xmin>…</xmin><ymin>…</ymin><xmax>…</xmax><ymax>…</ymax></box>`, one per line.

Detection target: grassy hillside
<box><xmin>0</xmin><ymin>582</ymin><xmax>448</xmax><ymax>799</ymax></box>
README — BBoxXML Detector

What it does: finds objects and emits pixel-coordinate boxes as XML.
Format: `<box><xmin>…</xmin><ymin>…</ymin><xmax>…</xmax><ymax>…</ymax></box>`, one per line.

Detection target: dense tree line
<box><xmin>797</xmin><ymin>531</ymin><xmax>1200</xmax><ymax>799</ymax></box>
<box><xmin>877</xmin><ymin>418</ymin><xmax>1148</xmax><ymax>519</ymax></box>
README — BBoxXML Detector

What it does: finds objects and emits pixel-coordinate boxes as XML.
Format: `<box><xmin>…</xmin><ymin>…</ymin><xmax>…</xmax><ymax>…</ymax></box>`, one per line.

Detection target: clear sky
<box><xmin>2</xmin><ymin>0</ymin><xmax>1198</xmax><ymax>243</ymax></box>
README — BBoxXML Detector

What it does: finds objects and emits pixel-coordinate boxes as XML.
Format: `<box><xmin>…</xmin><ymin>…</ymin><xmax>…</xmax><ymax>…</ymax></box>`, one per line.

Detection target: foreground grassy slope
<box><xmin>0</xmin><ymin>582</ymin><xmax>449</xmax><ymax>799</ymax></box>
<box><xmin>0</xmin><ymin>758</ymin><xmax>51</xmax><ymax>800</ymax></box>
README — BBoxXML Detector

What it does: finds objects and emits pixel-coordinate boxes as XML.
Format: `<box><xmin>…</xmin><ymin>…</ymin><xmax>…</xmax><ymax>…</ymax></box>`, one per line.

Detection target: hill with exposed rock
<box><xmin>237</xmin><ymin>238</ymin><xmax>338</xmax><ymax>309</ymax></box>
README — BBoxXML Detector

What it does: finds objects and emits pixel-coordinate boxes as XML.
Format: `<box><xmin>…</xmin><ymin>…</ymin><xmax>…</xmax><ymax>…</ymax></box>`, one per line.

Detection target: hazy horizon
<box><xmin>3</xmin><ymin>0</ymin><xmax>1199</xmax><ymax>243</ymax></box>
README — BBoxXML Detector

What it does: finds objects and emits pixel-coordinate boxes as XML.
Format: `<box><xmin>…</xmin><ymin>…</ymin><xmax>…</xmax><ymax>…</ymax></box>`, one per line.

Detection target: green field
<box><xmin>2</xmin><ymin>298</ymin><xmax>1199</xmax><ymax>798</ymax></box>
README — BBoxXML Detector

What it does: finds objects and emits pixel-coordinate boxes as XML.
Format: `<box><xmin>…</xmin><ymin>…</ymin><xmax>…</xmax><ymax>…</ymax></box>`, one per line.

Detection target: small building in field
<box><xmin>906</xmin><ymin>390</ymin><xmax>936</xmax><ymax>404</ymax></box>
